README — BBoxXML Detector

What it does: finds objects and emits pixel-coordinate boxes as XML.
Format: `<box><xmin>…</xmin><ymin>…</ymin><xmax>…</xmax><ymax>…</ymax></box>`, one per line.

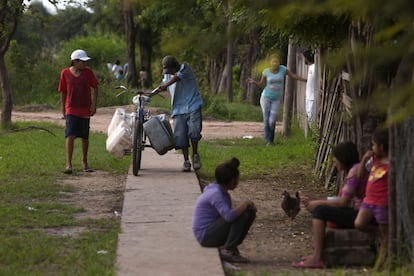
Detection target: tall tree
<box><xmin>120</xmin><ymin>0</ymin><xmax>138</xmax><ymax>87</ymax></box>
<box><xmin>0</xmin><ymin>0</ymin><xmax>24</xmax><ymax>129</ymax></box>
<box><xmin>225</xmin><ymin>0</ymin><xmax>234</xmax><ymax>102</ymax></box>
<box><xmin>387</xmin><ymin>48</ymin><xmax>414</xmax><ymax>269</ymax></box>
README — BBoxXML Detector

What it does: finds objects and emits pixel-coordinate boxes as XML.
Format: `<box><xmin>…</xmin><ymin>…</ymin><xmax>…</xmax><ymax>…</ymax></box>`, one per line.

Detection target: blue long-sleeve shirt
<box><xmin>192</xmin><ymin>183</ymin><xmax>238</xmax><ymax>243</ymax></box>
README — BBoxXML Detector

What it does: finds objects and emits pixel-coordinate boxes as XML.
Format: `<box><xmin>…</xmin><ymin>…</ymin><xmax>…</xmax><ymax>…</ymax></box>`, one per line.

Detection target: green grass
<box><xmin>197</xmin><ymin>124</ymin><xmax>316</xmax><ymax>181</ymax></box>
<box><xmin>0</xmin><ymin>121</ymin><xmax>130</xmax><ymax>275</ymax></box>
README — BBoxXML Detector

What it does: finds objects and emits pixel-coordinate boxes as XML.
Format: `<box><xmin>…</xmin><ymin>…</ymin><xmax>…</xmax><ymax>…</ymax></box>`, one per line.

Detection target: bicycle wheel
<box><xmin>132</xmin><ymin>118</ymin><xmax>144</xmax><ymax>176</ymax></box>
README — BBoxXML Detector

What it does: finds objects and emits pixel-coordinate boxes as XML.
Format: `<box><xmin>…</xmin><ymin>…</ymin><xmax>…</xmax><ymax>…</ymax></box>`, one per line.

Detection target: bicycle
<box><xmin>115</xmin><ymin>85</ymin><xmax>160</xmax><ymax>176</ymax></box>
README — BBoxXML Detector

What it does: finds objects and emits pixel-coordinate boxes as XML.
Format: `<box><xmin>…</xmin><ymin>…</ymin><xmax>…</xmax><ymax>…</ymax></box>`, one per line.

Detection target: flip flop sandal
<box><xmin>83</xmin><ymin>167</ymin><xmax>94</xmax><ymax>172</ymax></box>
<box><xmin>301</xmin><ymin>255</ymin><xmax>313</xmax><ymax>261</ymax></box>
<box><xmin>291</xmin><ymin>260</ymin><xmax>325</xmax><ymax>269</ymax></box>
<box><xmin>64</xmin><ymin>167</ymin><xmax>73</xmax><ymax>174</ymax></box>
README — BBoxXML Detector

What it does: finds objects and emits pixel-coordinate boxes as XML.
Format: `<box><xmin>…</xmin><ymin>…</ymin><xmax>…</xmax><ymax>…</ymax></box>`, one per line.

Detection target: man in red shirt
<box><xmin>58</xmin><ymin>49</ymin><xmax>99</xmax><ymax>174</ymax></box>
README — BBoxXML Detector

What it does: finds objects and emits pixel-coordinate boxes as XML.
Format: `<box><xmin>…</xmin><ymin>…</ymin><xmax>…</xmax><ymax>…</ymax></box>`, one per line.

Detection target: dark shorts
<box><xmin>65</xmin><ymin>115</ymin><xmax>90</xmax><ymax>139</ymax></box>
<box><xmin>312</xmin><ymin>205</ymin><xmax>358</xmax><ymax>229</ymax></box>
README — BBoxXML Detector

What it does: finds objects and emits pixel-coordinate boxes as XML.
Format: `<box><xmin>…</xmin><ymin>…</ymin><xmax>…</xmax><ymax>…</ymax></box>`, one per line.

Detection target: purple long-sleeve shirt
<box><xmin>192</xmin><ymin>183</ymin><xmax>238</xmax><ymax>243</ymax></box>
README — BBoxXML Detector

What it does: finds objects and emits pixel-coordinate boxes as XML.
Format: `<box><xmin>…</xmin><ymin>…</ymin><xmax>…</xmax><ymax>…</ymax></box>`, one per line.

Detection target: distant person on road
<box><xmin>246</xmin><ymin>53</ymin><xmax>307</xmax><ymax>146</ymax></box>
<box><xmin>303</xmin><ymin>50</ymin><xmax>316</xmax><ymax>125</ymax></box>
<box><xmin>157</xmin><ymin>55</ymin><xmax>203</xmax><ymax>172</ymax></box>
<box><xmin>117</xmin><ymin>70</ymin><xmax>125</xmax><ymax>82</ymax></box>
<box><xmin>139</xmin><ymin>66</ymin><xmax>148</xmax><ymax>88</ymax></box>
<box><xmin>192</xmin><ymin>157</ymin><xmax>257</xmax><ymax>263</ymax></box>
<box><xmin>58</xmin><ymin>49</ymin><xmax>99</xmax><ymax>174</ymax></box>
<box><xmin>123</xmin><ymin>62</ymin><xmax>129</xmax><ymax>80</ymax></box>
<box><xmin>111</xmin><ymin>59</ymin><xmax>123</xmax><ymax>79</ymax></box>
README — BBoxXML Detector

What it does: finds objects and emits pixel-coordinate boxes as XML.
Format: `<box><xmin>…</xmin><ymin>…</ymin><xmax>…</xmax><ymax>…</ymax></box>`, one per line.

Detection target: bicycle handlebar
<box><xmin>115</xmin><ymin>86</ymin><xmax>164</xmax><ymax>98</ymax></box>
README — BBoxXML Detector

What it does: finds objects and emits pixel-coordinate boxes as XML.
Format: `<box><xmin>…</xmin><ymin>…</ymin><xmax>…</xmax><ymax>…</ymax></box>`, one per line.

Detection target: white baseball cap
<box><xmin>70</xmin><ymin>49</ymin><xmax>91</xmax><ymax>61</ymax></box>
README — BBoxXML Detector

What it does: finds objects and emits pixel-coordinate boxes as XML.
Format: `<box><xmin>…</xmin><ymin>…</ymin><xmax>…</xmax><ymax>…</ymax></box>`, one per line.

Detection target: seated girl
<box><xmin>192</xmin><ymin>157</ymin><xmax>257</xmax><ymax>263</ymax></box>
<box><xmin>292</xmin><ymin>141</ymin><xmax>368</xmax><ymax>268</ymax></box>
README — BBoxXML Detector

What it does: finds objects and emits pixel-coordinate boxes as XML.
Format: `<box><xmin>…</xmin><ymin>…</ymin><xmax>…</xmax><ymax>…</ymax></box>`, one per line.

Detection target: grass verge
<box><xmin>0</xmin><ymin>122</ymin><xmax>130</xmax><ymax>275</ymax></box>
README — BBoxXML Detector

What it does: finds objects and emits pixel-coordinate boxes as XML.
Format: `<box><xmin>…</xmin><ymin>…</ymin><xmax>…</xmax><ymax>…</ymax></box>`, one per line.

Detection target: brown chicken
<box><xmin>281</xmin><ymin>191</ymin><xmax>301</xmax><ymax>219</ymax></box>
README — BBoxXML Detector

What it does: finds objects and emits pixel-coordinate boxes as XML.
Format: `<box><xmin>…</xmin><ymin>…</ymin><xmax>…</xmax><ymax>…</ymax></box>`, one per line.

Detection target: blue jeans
<box><xmin>172</xmin><ymin>109</ymin><xmax>202</xmax><ymax>149</ymax></box>
<box><xmin>260</xmin><ymin>95</ymin><xmax>280</xmax><ymax>144</ymax></box>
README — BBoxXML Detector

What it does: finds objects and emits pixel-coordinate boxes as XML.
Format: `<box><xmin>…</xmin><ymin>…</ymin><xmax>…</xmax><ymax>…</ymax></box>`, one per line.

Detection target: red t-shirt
<box><xmin>58</xmin><ymin>67</ymin><xmax>98</xmax><ymax>117</ymax></box>
<box><xmin>363</xmin><ymin>158</ymin><xmax>389</xmax><ymax>206</ymax></box>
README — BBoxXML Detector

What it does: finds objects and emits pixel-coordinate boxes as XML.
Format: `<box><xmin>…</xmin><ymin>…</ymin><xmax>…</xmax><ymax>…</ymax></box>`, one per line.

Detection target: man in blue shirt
<box><xmin>158</xmin><ymin>55</ymin><xmax>203</xmax><ymax>172</ymax></box>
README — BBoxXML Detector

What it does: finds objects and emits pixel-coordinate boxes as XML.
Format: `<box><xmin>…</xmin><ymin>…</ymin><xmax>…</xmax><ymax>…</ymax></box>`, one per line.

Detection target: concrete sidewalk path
<box><xmin>116</xmin><ymin>148</ymin><xmax>224</xmax><ymax>276</ymax></box>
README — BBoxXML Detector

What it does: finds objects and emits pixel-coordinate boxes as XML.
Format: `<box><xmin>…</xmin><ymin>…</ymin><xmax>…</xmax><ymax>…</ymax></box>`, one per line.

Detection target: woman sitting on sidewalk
<box><xmin>292</xmin><ymin>141</ymin><xmax>368</xmax><ymax>268</ymax></box>
<box><xmin>192</xmin><ymin>157</ymin><xmax>257</xmax><ymax>263</ymax></box>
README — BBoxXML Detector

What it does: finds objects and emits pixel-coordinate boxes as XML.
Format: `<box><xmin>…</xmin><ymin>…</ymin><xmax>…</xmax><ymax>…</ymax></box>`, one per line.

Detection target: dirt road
<box><xmin>12</xmin><ymin>106</ymin><xmax>264</xmax><ymax>140</ymax></box>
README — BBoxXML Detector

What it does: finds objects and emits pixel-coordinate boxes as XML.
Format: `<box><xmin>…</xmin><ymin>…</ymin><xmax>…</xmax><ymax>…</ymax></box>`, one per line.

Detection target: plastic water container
<box><xmin>143</xmin><ymin>114</ymin><xmax>175</xmax><ymax>155</ymax></box>
<box><xmin>108</xmin><ymin>108</ymin><xmax>126</xmax><ymax>137</ymax></box>
<box><xmin>327</xmin><ymin>196</ymin><xmax>339</xmax><ymax>201</ymax></box>
<box><xmin>106</xmin><ymin>123</ymin><xmax>132</xmax><ymax>158</ymax></box>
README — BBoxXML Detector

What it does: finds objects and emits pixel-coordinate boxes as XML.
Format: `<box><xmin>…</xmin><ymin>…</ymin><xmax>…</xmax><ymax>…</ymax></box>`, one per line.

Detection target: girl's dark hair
<box><xmin>332</xmin><ymin>141</ymin><xmax>359</xmax><ymax>171</ymax></box>
<box><xmin>303</xmin><ymin>50</ymin><xmax>314</xmax><ymax>63</ymax></box>
<box><xmin>372</xmin><ymin>128</ymin><xmax>389</xmax><ymax>152</ymax></box>
<box><xmin>215</xmin><ymin>157</ymin><xmax>240</xmax><ymax>185</ymax></box>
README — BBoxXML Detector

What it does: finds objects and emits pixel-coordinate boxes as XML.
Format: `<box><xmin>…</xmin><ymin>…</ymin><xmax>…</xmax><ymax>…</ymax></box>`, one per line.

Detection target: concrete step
<box><xmin>323</xmin><ymin>228</ymin><xmax>377</xmax><ymax>267</ymax></box>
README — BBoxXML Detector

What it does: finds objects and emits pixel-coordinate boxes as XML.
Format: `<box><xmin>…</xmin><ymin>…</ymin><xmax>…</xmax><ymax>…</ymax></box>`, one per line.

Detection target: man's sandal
<box><xmin>64</xmin><ymin>167</ymin><xmax>72</xmax><ymax>174</ymax></box>
<box><xmin>83</xmin><ymin>166</ymin><xmax>94</xmax><ymax>172</ymax></box>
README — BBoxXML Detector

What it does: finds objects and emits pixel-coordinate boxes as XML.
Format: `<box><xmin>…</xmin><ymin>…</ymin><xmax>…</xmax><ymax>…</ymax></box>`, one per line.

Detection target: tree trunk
<box><xmin>121</xmin><ymin>0</ymin><xmax>138</xmax><ymax>88</ymax></box>
<box><xmin>388</xmin><ymin>51</ymin><xmax>414</xmax><ymax>269</ymax></box>
<box><xmin>0</xmin><ymin>54</ymin><xmax>12</xmax><ymax>129</ymax></box>
<box><xmin>0</xmin><ymin>0</ymin><xmax>23</xmax><ymax>129</ymax></box>
<box><xmin>138</xmin><ymin>27</ymin><xmax>153</xmax><ymax>88</ymax></box>
<box><xmin>244</xmin><ymin>30</ymin><xmax>261</xmax><ymax>105</ymax></box>
<box><xmin>218</xmin><ymin>63</ymin><xmax>228</xmax><ymax>94</ymax></box>
<box><xmin>282</xmin><ymin>40</ymin><xmax>297</xmax><ymax>136</ymax></box>
<box><xmin>226</xmin><ymin>5</ymin><xmax>234</xmax><ymax>103</ymax></box>
<box><xmin>389</xmin><ymin>115</ymin><xmax>414</xmax><ymax>268</ymax></box>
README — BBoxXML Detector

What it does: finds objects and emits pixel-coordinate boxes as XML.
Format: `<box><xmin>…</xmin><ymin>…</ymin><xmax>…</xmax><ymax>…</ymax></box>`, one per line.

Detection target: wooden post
<box><xmin>282</xmin><ymin>40</ymin><xmax>297</xmax><ymax>136</ymax></box>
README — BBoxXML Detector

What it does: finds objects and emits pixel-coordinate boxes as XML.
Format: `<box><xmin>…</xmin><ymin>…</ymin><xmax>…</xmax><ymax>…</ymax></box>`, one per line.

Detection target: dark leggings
<box><xmin>312</xmin><ymin>205</ymin><xmax>358</xmax><ymax>228</ymax></box>
<box><xmin>200</xmin><ymin>208</ymin><xmax>256</xmax><ymax>250</ymax></box>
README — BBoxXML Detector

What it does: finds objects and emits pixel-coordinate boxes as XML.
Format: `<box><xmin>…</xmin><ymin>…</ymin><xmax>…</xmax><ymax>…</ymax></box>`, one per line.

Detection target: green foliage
<box><xmin>55</xmin><ymin>35</ymin><xmax>127</xmax><ymax>72</ymax></box>
<box><xmin>3</xmin><ymin>3</ymin><xmax>128</xmax><ymax>108</ymax></box>
<box><xmin>24</xmin><ymin>2</ymin><xmax>95</xmax><ymax>44</ymax></box>
<box><xmin>202</xmin><ymin>93</ymin><xmax>262</xmax><ymax>122</ymax></box>
<box><xmin>0</xmin><ymin>121</ymin><xmax>130</xmax><ymax>274</ymax></box>
<box><xmin>6</xmin><ymin>41</ymin><xmax>61</xmax><ymax>107</ymax></box>
<box><xmin>258</xmin><ymin>3</ymin><xmax>350</xmax><ymax>49</ymax></box>
<box><xmin>5</xmin><ymin>33</ymin><xmax>127</xmax><ymax>107</ymax></box>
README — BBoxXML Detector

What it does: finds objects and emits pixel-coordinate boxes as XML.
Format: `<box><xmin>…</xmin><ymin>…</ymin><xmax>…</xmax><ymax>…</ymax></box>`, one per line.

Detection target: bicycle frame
<box><xmin>115</xmin><ymin>86</ymin><xmax>160</xmax><ymax>175</ymax></box>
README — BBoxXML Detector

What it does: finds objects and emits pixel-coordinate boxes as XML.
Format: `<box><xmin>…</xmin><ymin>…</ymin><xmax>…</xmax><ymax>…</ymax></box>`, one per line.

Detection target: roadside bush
<box><xmin>6</xmin><ymin>34</ymin><xmax>127</xmax><ymax>108</ymax></box>
<box><xmin>202</xmin><ymin>92</ymin><xmax>262</xmax><ymax>122</ymax></box>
